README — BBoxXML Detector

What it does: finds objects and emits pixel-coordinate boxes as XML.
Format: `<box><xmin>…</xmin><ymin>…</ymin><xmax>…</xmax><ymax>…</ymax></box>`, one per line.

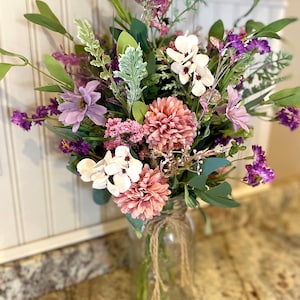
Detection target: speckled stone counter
<box><xmin>1</xmin><ymin>176</ymin><xmax>300</xmax><ymax>300</ymax></box>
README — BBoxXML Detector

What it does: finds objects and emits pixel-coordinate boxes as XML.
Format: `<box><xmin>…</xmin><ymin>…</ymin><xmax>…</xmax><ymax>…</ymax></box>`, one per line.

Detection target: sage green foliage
<box><xmin>113</xmin><ymin>46</ymin><xmax>148</xmax><ymax>109</ymax></box>
<box><xmin>75</xmin><ymin>19</ymin><xmax>111</xmax><ymax>72</ymax></box>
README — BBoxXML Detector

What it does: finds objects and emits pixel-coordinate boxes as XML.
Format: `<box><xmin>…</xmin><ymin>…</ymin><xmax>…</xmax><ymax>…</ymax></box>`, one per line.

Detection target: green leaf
<box><xmin>269</xmin><ymin>87</ymin><xmax>300</xmax><ymax>107</ymax></box>
<box><xmin>117</xmin><ymin>31</ymin><xmax>138</xmax><ymax>55</ymax></box>
<box><xmin>0</xmin><ymin>63</ymin><xmax>12</xmax><ymax>80</ymax></box>
<box><xmin>256</xmin><ymin>18</ymin><xmax>297</xmax><ymax>35</ymax></box>
<box><xmin>93</xmin><ymin>188</ymin><xmax>111</xmax><ymax>205</ymax></box>
<box><xmin>34</xmin><ymin>84</ymin><xmax>63</xmax><ymax>92</ymax></box>
<box><xmin>196</xmin><ymin>182</ymin><xmax>240</xmax><ymax>208</ymax></box>
<box><xmin>254</xmin><ymin>31</ymin><xmax>281</xmax><ymax>39</ymax></box>
<box><xmin>130</xmin><ymin>18</ymin><xmax>150</xmax><ymax>53</ymax></box>
<box><xmin>202</xmin><ymin>157</ymin><xmax>230</xmax><ymax>176</ymax></box>
<box><xmin>208</xmin><ymin>19</ymin><xmax>224</xmax><ymax>40</ymax></box>
<box><xmin>24</xmin><ymin>14</ymin><xmax>68</xmax><ymax>36</ymax></box>
<box><xmin>125</xmin><ymin>213</ymin><xmax>144</xmax><ymax>236</ymax></box>
<box><xmin>132</xmin><ymin>101</ymin><xmax>148</xmax><ymax>124</ymax></box>
<box><xmin>245</xmin><ymin>20</ymin><xmax>264</xmax><ymax>34</ymax></box>
<box><xmin>110</xmin><ymin>26</ymin><xmax>122</xmax><ymax>42</ymax></box>
<box><xmin>36</xmin><ymin>0</ymin><xmax>61</xmax><ymax>23</ymax></box>
<box><xmin>0</xmin><ymin>49</ymin><xmax>30</xmax><ymax>80</ymax></box>
<box><xmin>198</xmin><ymin>206</ymin><xmax>212</xmax><ymax>235</ymax></box>
<box><xmin>184</xmin><ymin>185</ymin><xmax>199</xmax><ymax>209</ymax></box>
<box><xmin>188</xmin><ymin>174</ymin><xmax>208</xmax><ymax>191</ymax></box>
<box><xmin>43</xmin><ymin>54</ymin><xmax>74</xmax><ymax>89</ymax></box>
<box><xmin>44</xmin><ymin>123</ymin><xmax>88</xmax><ymax>140</ymax></box>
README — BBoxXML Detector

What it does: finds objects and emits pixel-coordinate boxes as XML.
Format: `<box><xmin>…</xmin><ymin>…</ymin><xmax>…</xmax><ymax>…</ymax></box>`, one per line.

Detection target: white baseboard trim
<box><xmin>0</xmin><ymin>217</ymin><xmax>128</xmax><ymax>265</ymax></box>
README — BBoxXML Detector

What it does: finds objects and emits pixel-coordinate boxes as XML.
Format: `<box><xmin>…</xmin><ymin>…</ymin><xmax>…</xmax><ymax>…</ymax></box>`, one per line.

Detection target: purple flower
<box><xmin>11</xmin><ymin>111</ymin><xmax>32</xmax><ymax>131</ymax></box>
<box><xmin>59</xmin><ymin>139</ymin><xmax>90</xmax><ymax>156</ymax></box>
<box><xmin>47</xmin><ymin>98</ymin><xmax>60</xmax><ymax>115</ymax></box>
<box><xmin>246</xmin><ymin>38</ymin><xmax>271</xmax><ymax>54</ymax></box>
<box><xmin>58</xmin><ymin>80</ymin><xmax>107</xmax><ymax>132</ymax></box>
<box><xmin>32</xmin><ymin>106</ymin><xmax>48</xmax><ymax>125</ymax></box>
<box><xmin>226</xmin><ymin>86</ymin><xmax>250</xmax><ymax>132</ymax></box>
<box><xmin>243</xmin><ymin>145</ymin><xmax>275</xmax><ymax>187</ymax></box>
<box><xmin>226</xmin><ymin>34</ymin><xmax>246</xmax><ymax>55</ymax></box>
<box><xmin>275</xmin><ymin>106</ymin><xmax>300</xmax><ymax>131</ymax></box>
<box><xmin>52</xmin><ymin>50</ymin><xmax>84</xmax><ymax>67</ymax></box>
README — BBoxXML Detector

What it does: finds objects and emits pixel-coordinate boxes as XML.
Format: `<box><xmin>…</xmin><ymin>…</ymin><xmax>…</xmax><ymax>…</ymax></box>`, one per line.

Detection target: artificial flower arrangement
<box><xmin>0</xmin><ymin>0</ymin><xmax>300</xmax><ymax>245</ymax></box>
<box><xmin>1</xmin><ymin>0</ymin><xmax>300</xmax><ymax>298</ymax></box>
<box><xmin>1</xmin><ymin>0</ymin><xmax>300</xmax><ymax>225</ymax></box>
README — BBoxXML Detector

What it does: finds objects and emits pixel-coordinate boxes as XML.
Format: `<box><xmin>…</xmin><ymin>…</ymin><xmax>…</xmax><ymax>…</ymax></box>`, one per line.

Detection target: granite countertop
<box><xmin>35</xmin><ymin>177</ymin><xmax>300</xmax><ymax>300</ymax></box>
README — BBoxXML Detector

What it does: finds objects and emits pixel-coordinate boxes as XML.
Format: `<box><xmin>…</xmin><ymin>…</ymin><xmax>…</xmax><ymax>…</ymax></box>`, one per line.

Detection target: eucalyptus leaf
<box><xmin>126</xmin><ymin>213</ymin><xmax>144</xmax><ymax>235</ymax></box>
<box><xmin>196</xmin><ymin>182</ymin><xmax>240</xmax><ymax>208</ymax></box>
<box><xmin>188</xmin><ymin>174</ymin><xmax>208</xmax><ymax>191</ymax></box>
<box><xmin>132</xmin><ymin>101</ymin><xmax>148</xmax><ymax>124</ymax></box>
<box><xmin>202</xmin><ymin>157</ymin><xmax>230</xmax><ymax>176</ymax></box>
<box><xmin>93</xmin><ymin>188</ymin><xmax>111</xmax><ymax>205</ymax></box>
<box><xmin>43</xmin><ymin>54</ymin><xmax>74</xmax><ymax>89</ymax></box>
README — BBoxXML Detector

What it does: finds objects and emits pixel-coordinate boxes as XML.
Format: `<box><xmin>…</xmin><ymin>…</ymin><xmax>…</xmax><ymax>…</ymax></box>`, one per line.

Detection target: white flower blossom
<box><xmin>76</xmin><ymin>146</ymin><xmax>143</xmax><ymax>196</ymax></box>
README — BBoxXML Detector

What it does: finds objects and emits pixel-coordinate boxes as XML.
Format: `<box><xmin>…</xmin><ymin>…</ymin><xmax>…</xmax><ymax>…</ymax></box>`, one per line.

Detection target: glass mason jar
<box><xmin>128</xmin><ymin>195</ymin><xmax>196</xmax><ymax>300</ymax></box>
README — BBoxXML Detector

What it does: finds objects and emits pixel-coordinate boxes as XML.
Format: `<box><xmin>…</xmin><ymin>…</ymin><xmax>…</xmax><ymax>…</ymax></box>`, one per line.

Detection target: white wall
<box><xmin>268</xmin><ymin>0</ymin><xmax>300</xmax><ymax>180</ymax></box>
<box><xmin>0</xmin><ymin>0</ymin><xmax>287</xmax><ymax>263</ymax></box>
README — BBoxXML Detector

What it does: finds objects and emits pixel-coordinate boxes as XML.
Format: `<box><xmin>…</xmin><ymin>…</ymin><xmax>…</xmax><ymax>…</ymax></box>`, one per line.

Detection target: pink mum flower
<box><xmin>113</xmin><ymin>164</ymin><xmax>170</xmax><ymax>220</ymax></box>
<box><xmin>143</xmin><ymin>96</ymin><xmax>197</xmax><ymax>153</ymax></box>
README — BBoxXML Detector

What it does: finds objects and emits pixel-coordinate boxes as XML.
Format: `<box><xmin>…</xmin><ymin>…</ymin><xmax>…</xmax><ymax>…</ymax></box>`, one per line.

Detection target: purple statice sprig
<box><xmin>243</xmin><ymin>145</ymin><xmax>275</xmax><ymax>187</ymax></box>
<box><xmin>11</xmin><ymin>98</ymin><xmax>60</xmax><ymax>131</ymax></box>
<box><xmin>275</xmin><ymin>106</ymin><xmax>300</xmax><ymax>131</ymax></box>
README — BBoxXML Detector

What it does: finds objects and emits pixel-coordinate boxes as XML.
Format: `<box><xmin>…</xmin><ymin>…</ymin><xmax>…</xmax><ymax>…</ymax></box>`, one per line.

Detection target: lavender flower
<box><xmin>275</xmin><ymin>106</ymin><xmax>300</xmax><ymax>131</ymax></box>
<box><xmin>243</xmin><ymin>145</ymin><xmax>275</xmax><ymax>187</ymax></box>
<box><xmin>11</xmin><ymin>111</ymin><xmax>32</xmax><ymax>131</ymax></box>
<box><xmin>11</xmin><ymin>98</ymin><xmax>61</xmax><ymax>130</ymax></box>
<box><xmin>58</xmin><ymin>80</ymin><xmax>107</xmax><ymax>132</ymax></box>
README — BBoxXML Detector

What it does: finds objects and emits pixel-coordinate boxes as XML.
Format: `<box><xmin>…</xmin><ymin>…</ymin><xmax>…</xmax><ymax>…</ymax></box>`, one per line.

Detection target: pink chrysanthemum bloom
<box><xmin>113</xmin><ymin>164</ymin><xmax>170</xmax><ymax>220</ymax></box>
<box><xmin>143</xmin><ymin>96</ymin><xmax>197</xmax><ymax>153</ymax></box>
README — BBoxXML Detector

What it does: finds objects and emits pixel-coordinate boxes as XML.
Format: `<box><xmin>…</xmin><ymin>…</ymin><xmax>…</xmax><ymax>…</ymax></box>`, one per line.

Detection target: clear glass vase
<box><xmin>128</xmin><ymin>195</ymin><xmax>196</xmax><ymax>300</ymax></box>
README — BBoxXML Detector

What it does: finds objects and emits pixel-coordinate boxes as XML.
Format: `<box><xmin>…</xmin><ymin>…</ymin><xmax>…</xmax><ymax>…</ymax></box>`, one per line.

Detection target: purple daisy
<box><xmin>58</xmin><ymin>80</ymin><xmax>107</xmax><ymax>132</ymax></box>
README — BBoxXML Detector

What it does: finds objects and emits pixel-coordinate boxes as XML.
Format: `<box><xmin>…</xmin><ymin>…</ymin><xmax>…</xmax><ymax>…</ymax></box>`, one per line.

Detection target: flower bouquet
<box><xmin>1</xmin><ymin>0</ymin><xmax>300</xmax><ymax>299</ymax></box>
